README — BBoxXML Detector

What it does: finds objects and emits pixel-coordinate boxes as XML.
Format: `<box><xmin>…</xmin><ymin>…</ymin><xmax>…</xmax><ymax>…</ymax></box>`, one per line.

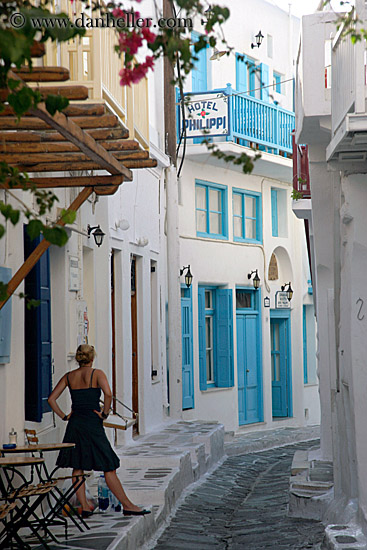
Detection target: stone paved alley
<box><xmin>150</xmin><ymin>440</ymin><xmax>325</xmax><ymax>550</ymax></box>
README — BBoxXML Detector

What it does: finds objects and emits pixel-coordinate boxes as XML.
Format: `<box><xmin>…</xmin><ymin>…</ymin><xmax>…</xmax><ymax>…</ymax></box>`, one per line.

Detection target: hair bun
<box><xmin>75</xmin><ymin>344</ymin><xmax>96</xmax><ymax>365</ymax></box>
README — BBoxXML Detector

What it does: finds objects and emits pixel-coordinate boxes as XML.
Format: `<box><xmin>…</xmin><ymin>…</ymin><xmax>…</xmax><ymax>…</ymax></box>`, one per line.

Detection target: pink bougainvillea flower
<box><xmin>118</xmin><ymin>30</ymin><xmax>143</xmax><ymax>55</ymax></box>
<box><xmin>142</xmin><ymin>27</ymin><xmax>156</xmax><ymax>43</ymax></box>
<box><xmin>143</xmin><ymin>55</ymin><xmax>154</xmax><ymax>70</ymax></box>
<box><xmin>112</xmin><ymin>7</ymin><xmax>125</xmax><ymax>18</ymax></box>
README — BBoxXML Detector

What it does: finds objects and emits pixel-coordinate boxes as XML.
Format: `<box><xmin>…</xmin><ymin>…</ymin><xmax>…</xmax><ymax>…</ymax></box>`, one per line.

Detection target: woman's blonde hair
<box><xmin>75</xmin><ymin>344</ymin><xmax>96</xmax><ymax>366</ymax></box>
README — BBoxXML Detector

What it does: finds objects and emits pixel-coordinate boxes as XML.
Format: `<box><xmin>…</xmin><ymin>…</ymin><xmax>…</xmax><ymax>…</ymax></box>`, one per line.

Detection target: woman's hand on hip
<box><xmin>93</xmin><ymin>410</ymin><xmax>104</xmax><ymax>419</ymax></box>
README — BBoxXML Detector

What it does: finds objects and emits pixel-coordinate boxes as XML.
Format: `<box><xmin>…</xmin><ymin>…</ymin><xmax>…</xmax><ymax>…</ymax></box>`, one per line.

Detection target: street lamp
<box><xmin>180</xmin><ymin>265</ymin><xmax>193</xmax><ymax>288</ymax></box>
<box><xmin>251</xmin><ymin>30</ymin><xmax>264</xmax><ymax>49</ymax></box>
<box><xmin>87</xmin><ymin>225</ymin><xmax>105</xmax><ymax>247</ymax></box>
<box><xmin>281</xmin><ymin>282</ymin><xmax>294</xmax><ymax>301</ymax></box>
<box><xmin>247</xmin><ymin>269</ymin><xmax>261</xmax><ymax>290</ymax></box>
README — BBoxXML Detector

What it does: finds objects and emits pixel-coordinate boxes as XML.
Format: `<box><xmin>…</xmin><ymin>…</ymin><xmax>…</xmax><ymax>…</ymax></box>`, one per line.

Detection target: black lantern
<box><xmin>87</xmin><ymin>224</ymin><xmax>105</xmax><ymax>247</ymax></box>
<box><xmin>180</xmin><ymin>265</ymin><xmax>193</xmax><ymax>288</ymax></box>
<box><xmin>281</xmin><ymin>282</ymin><xmax>293</xmax><ymax>301</ymax></box>
<box><xmin>248</xmin><ymin>269</ymin><xmax>260</xmax><ymax>290</ymax></box>
<box><xmin>251</xmin><ymin>30</ymin><xmax>264</xmax><ymax>49</ymax></box>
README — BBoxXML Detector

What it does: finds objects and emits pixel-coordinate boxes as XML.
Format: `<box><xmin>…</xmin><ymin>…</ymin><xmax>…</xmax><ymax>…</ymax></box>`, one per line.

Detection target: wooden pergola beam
<box><xmin>0</xmin><ymin>139</ymin><xmax>139</xmax><ymax>154</ymax></box>
<box><xmin>5</xmin><ymin>150</ymin><xmax>148</xmax><ymax>166</ymax></box>
<box><xmin>0</xmin><ymin>103</ymin><xmax>106</xmax><ymax>118</ymax></box>
<box><xmin>13</xmin><ymin>67</ymin><xmax>70</xmax><ymax>82</ymax></box>
<box><xmin>2</xmin><ymin>85</ymin><xmax>89</xmax><ymax>102</ymax></box>
<box><xmin>2</xmin><ymin>175</ymin><xmax>124</xmax><ymax>190</ymax></box>
<box><xmin>0</xmin><ymin>114</ymin><xmax>118</xmax><ymax>131</ymax></box>
<box><xmin>0</xmin><ymin>186</ymin><xmax>94</xmax><ymax>311</ymax></box>
<box><xmin>0</xmin><ymin>127</ymin><xmax>129</xmax><ymax>142</ymax></box>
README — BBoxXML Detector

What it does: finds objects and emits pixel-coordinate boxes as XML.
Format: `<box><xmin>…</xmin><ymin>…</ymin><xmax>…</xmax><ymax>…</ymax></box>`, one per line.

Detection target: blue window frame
<box><xmin>196</xmin><ymin>180</ymin><xmax>228</xmax><ymax>239</ymax></box>
<box><xmin>233</xmin><ymin>189</ymin><xmax>262</xmax><ymax>243</ymax></box>
<box><xmin>273</xmin><ymin>72</ymin><xmax>282</xmax><ymax>94</ymax></box>
<box><xmin>198</xmin><ymin>287</ymin><xmax>234</xmax><ymax>390</ymax></box>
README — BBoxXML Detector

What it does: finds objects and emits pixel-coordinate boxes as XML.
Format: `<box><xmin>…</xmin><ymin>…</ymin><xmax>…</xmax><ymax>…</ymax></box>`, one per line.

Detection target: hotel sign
<box><xmin>180</xmin><ymin>92</ymin><xmax>229</xmax><ymax>139</ymax></box>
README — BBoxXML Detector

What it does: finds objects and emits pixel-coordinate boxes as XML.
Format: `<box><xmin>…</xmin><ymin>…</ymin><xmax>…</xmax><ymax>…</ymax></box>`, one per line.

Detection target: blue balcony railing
<box><xmin>177</xmin><ymin>84</ymin><xmax>295</xmax><ymax>156</ymax></box>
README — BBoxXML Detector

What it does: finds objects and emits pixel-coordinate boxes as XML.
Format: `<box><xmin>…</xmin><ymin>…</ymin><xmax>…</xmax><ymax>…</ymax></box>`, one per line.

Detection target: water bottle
<box><xmin>98</xmin><ymin>475</ymin><xmax>109</xmax><ymax>512</ymax></box>
<box><xmin>110</xmin><ymin>491</ymin><xmax>121</xmax><ymax>512</ymax></box>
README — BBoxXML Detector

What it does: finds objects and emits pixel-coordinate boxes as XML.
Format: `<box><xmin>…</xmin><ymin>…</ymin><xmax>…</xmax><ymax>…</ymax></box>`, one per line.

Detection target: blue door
<box><xmin>24</xmin><ymin>230</ymin><xmax>52</xmax><ymax>422</ymax></box>
<box><xmin>236</xmin><ymin>289</ymin><xmax>262</xmax><ymax>425</ymax></box>
<box><xmin>270</xmin><ymin>317</ymin><xmax>289</xmax><ymax>417</ymax></box>
<box><xmin>181</xmin><ymin>287</ymin><xmax>194</xmax><ymax>410</ymax></box>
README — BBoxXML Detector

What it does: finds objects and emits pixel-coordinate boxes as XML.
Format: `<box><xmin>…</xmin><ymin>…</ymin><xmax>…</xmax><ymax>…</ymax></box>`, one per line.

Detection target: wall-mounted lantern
<box><xmin>281</xmin><ymin>282</ymin><xmax>294</xmax><ymax>301</ymax></box>
<box><xmin>251</xmin><ymin>30</ymin><xmax>264</xmax><ymax>49</ymax></box>
<box><xmin>247</xmin><ymin>269</ymin><xmax>261</xmax><ymax>290</ymax></box>
<box><xmin>87</xmin><ymin>224</ymin><xmax>105</xmax><ymax>247</ymax></box>
<box><xmin>180</xmin><ymin>265</ymin><xmax>193</xmax><ymax>288</ymax></box>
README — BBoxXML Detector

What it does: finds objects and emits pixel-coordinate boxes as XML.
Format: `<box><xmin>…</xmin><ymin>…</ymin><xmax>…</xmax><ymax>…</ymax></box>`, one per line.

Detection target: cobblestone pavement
<box><xmin>150</xmin><ymin>440</ymin><xmax>325</xmax><ymax>550</ymax></box>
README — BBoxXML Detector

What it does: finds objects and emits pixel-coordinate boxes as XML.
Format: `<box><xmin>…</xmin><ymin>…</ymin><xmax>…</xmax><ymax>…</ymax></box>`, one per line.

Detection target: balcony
<box><xmin>326</xmin><ymin>2</ymin><xmax>367</xmax><ymax>162</ymax></box>
<box><xmin>44</xmin><ymin>0</ymin><xmax>150</xmax><ymax>149</ymax></box>
<box><xmin>292</xmin><ymin>136</ymin><xmax>311</xmax><ymax>199</ymax></box>
<box><xmin>177</xmin><ymin>85</ymin><xmax>295</xmax><ymax>158</ymax></box>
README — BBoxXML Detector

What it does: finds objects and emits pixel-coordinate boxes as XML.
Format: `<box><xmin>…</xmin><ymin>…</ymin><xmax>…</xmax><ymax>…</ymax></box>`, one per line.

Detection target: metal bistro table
<box><xmin>0</xmin><ymin>455</ymin><xmax>54</xmax><ymax>549</ymax></box>
<box><xmin>1</xmin><ymin>443</ymin><xmax>90</xmax><ymax>534</ymax></box>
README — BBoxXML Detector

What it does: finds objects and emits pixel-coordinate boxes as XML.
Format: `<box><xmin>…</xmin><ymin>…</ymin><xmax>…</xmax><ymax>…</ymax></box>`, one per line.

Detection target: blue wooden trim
<box><xmin>236</xmin><ymin>287</ymin><xmax>263</xmax><ymax>424</ymax></box>
<box><xmin>270</xmin><ymin>309</ymin><xmax>292</xmax><ymax>417</ymax></box>
<box><xmin>0</xmin><ymin>267</ymin><xmax>12</xmax><ymax>364</ymax></box>
<box><xmin>303</xmin><ymin>305</ymin><xmax>308</xmax><ymax>384</ymax></box>
<box><xmin>232</xmin><ymin>188</ymin><xmax>262</xmax><ymax>244</ymax></box>
<box><xmin>195</xmin><ymin>180</ymin><xmax>228</xmax><ymax>239</ymax></box>
<box><xmin>273</xmin><ymin>72</ymin><xmax>282</xmax><ymax>94</ymax></box>
<box><xmin>198</xmin><ymin>286</ymin><xmax>207</xmax><ymax>391</ymax></box>
<box><xmin>181</xmin><ymin>284</ymin><xmax>195</xmax><ymax>409</ymax></box>
<box><xmin>271</xmin><ymin>189</ymin><xmax>278</xmax><ymax>237</ymax></box>
<box><xmin>260</xmin><ymin>63</ymin><xmax>270</xmax><ymax>102</ymax></box>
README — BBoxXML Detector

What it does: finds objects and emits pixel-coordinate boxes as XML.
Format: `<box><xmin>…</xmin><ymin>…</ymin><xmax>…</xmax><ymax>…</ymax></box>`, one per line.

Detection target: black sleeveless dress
<box><xmin>56</xmin><ymin>370</ymin><xmax>120</xmax><ymax>472</ymax></box>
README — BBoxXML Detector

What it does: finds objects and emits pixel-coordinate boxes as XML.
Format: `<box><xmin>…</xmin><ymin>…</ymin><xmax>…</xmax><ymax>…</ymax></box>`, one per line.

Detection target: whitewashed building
<box><xmin>174</xmin><ymin>0</ymin><xmax>320</xmax><ymax>433</ymax></box>
<box><xmin>0</xmin><ymin>0</ymin><xmax>170</xmax><ymax>451</ymax></box>
<box><xmin>295</xmin><ymin>0</ymin><xmax>367</xmax><ymax>530</ymax></box>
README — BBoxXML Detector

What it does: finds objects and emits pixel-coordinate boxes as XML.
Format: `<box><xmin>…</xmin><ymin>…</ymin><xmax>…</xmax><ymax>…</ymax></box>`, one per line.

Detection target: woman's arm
<box><xmin>94</xmin><ymin>369</ymin><xmax>112</xmax><ymax>418</ymax></box>
<box><xmin>48</xmin><ymin>374</ymin><xmax>70</xmax><ymax>420</ymax></box>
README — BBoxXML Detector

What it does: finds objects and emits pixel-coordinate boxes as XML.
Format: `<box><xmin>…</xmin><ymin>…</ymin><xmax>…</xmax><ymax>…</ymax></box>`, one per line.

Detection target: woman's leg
<box><xmin>104</xmin><ymin>470</ymin><xmax>142</xmax><ymax>512</ymax></box>
<box><xmin>72</xmin><ymin>469</ymin><xmax>90</xmax><ymax>511</ymax></box>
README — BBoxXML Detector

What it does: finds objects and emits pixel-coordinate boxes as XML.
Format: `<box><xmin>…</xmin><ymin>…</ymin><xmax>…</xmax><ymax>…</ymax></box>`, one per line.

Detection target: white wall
<box><xmin>178</xmin><ymin>158</ymin><xmax>314</xmax><ymax>432</ymax></box>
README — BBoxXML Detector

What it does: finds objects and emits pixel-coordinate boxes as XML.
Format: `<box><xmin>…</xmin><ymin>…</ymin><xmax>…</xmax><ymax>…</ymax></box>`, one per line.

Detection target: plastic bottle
<box><xmin>98</xmin><ymin>475</ymin><xmax>109</xmax><ymax>512</ymax></box>
<box><xmin>9</xmin><ymin>428</ymin><xmax>17</xmax><ymax>445</ymax></box>
<box><xmin>110</xmin><ymin>491</ymin><xmax>121</xmax><ymax>512</ymax></box>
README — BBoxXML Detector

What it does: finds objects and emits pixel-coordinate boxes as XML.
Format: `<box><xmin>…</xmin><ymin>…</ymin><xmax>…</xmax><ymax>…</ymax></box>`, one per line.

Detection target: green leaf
<box><xmin>59</xmin><ymin>208</ymin><xmax>76</xmax><ymax>225</ymax></box>
<box><xmin>8</xmin><ymin>87</ymin><xmax>35</xmax><ymax>117</ymax></box>
<box><xmin>26</xmin><ymin>298</ymin><xmax>41</xmax><ymax>310</ymax></box>
<box><xmin>45</xmin><ymin>94</ymin><xmax>69</xmax><ymax>116</ymax></box>
<box><xmin>42</xmin><ymin>226</ymin><xmax>69</xmax><ymax>247</ymax></box>
<box><xmin>0</xmin><ymin>282</ymin><xmax>8</xmax><ymax>301</ymax></box>
<box><xmin>26</xmin><ymin>219</ymin><xmax>43</xmax><ymax>241</ymax></box>
<box><xmin>0</xmin><ymin>224</ymin><xmax>5</xmax><ymax>239</ymax></box>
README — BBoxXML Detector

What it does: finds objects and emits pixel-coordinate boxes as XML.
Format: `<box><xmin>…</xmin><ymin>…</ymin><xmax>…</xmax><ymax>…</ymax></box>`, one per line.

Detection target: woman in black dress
<box><xmin>48</xmin><ymin>344</ymin><xmax>150</xmax><ymax>517</ymax></box>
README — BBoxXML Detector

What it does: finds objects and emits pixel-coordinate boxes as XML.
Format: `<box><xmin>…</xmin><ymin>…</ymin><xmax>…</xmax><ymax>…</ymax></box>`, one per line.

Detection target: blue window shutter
<box><xmin>198</xmin><ymin>287</ymin><xmax>207</xmax><ymax>390</ymax></box>
<box><xmin>260</xmin><ymin>63</ymin><xmax>269</xmax><ymax>102</ymax></box>
<box><xmin>215</xmin><ymin>289</ymin><xmax>234</xmax><ymax>388</ymax></box>
<box><xmin>271</xmin><ymin>189</ymin><xmax>278</xmax><ymax>237</ymax></box>
<box><xmin>0</xmin><ymin>267</ymin><xmax>12</xmax><ymax>363</ymax></box>
<box><xmin>24</xmin><ymin>230</ymin><xmax>52</xmax><ymax>422</ymax></box>
<box><xmin>236</xmin><ymin>54</ymin><xmax>247</xmax><ymax>92</ymax></box>
<box><xmin>191</xmin><ymin>32</ymin><xmax>208</xmax><ymax>92</ymax></box>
